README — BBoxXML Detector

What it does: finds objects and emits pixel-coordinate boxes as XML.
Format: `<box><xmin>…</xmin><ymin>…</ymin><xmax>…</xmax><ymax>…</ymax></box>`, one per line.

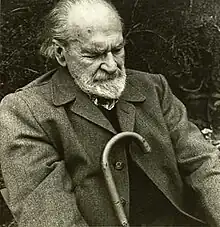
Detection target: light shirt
<box><xmin>89</xmin><ymin>95</ymin><xmax>118</xmax><ymax>110</ymax></box>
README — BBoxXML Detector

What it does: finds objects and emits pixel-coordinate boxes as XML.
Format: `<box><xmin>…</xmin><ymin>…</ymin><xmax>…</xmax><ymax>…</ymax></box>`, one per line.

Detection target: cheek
<box><xmin>68</xmin><ymin>58</ymin><xmax>89</xmax><ymax>73</ymax></box>
<box><xmin>115</xmin><ymin>49</ymin><xmax>125</xmax><ymax>64</ymax></box>
<box><xmin>78</xmin><ymin>57</ymin><xmax>102</xmax><ymax>70</ymax></box>
<box><xmin>115</xmin><ymin>54</ymin><xmax>125</xmax><ymax>67</ymax></box>
<box><xmin>73</xmin><ymin>60</ymin><xmax>101</xmax><ymax>79</ymax></box>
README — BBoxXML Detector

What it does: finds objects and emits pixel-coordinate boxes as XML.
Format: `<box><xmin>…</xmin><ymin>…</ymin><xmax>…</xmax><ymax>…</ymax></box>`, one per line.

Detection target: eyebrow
<box><xmin>81</xmin><ymin>40</ymin><xmax>125</xmax><ymax>54</ymax></box>
<box><xmin>114</xmin><ymin>40</ymin><xmax>126</xmax><ymax>49</ymax></box>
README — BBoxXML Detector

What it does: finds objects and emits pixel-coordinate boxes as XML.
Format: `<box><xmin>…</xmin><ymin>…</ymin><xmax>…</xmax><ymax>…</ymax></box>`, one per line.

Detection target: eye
<box><xmin>83</xmin><ymin>55</ymin><xmax>96</xmax><ymax>59</ymax></box>
<box><xmin>83</xmin><ymin>53</ymin><xmax>101</xmax><ymax>59</ymax></box>
<box><xmin>112</xmin><ymin>47</ymin><xmax>123</xmax><ymax>55</ymax></box>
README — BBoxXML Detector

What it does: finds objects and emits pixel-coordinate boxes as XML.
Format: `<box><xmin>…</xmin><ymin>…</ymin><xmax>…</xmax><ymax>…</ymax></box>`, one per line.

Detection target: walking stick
<box><xmin>101</xmin><ymin>132</ymin><xmax>151</xmax><ymax>227</ymax></box>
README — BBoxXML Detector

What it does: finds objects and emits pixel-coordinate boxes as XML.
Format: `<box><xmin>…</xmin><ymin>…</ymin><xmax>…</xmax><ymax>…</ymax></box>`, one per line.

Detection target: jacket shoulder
<box><xmin>126</xmin><ymin>69</ymin><xmax>167</xmax><ymax>97</ymax></box>
<box><xmin>3</xmin><ymin>69</ymin><xmax>57</xmax><ymax>106</ymax></box>
<box><xmin>0</xmin><ymin>74</ymin><xmax>57</xmax><ymax>122</ymax></box>
<box><xmin>126</xmin><ymin>69</ymin><xmax>163</xmax><ymax>87</ymax></box>
<box><xmin>19</xmin><ymin>69</ymin><xmax>56</xmax><ymax>91</ymax></box>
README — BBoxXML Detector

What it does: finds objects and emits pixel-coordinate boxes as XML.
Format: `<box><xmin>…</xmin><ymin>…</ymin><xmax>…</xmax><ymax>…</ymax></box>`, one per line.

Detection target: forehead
<box><xmin>67</xmin><ymin>2</ymin><xmax>123</xmax><ymax>40</ymax></box>
<box><xmin>82</xmin><ymin>32</ymin><xmax>124</xmax><ymax>52</ymax></box>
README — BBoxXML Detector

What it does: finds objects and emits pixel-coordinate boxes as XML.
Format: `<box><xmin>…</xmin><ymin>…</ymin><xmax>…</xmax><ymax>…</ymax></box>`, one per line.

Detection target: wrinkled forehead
<box><xmin>67</xmin><ymin>2</ymin><xmax>123</xmax><ymax>39</ymax></box>
<box><xmin>81</xmin><ymin>32</ymin><xmax>124</xmax><ymax>53</ymax></box>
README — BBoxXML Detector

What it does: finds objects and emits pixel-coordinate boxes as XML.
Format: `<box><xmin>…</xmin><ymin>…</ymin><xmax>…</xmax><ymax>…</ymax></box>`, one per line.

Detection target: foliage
<box><xmin>0</xmin><ymin>0</ymin><xmax>57</xmax><ymax>99</ymax></box>
<box><xmin>112</xmin><ymin>0</ymin><xmax>220</xmax><ymax>129</ymax></box>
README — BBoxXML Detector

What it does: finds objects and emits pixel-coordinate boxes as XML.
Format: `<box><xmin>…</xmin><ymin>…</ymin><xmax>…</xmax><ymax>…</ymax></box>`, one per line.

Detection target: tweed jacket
<box><xmin>0</xmin><ymin>67</ymin><xmax>220</xmax><ymax>227</ymax></box>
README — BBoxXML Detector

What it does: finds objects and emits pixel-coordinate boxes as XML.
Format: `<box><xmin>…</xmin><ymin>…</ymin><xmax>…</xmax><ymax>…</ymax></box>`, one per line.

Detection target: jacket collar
<box><xmin>51</xmin><ymin>67</ymin><xmax>146</xmax><ymax>133</ymax></box>
<box><xmin>51</xmin><ymin>67</ymin><xmax>78</xmax><ymax>106</ymax></box>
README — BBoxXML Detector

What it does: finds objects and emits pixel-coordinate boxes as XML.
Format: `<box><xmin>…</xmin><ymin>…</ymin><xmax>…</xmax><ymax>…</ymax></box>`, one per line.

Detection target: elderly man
<box><xmin>1</xmin><ymin>0</ymin><xmax>220</xmax><ymax>226</ymax></box>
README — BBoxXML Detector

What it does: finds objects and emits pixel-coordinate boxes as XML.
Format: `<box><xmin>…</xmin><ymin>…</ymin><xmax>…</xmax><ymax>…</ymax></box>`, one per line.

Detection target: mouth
<box><xmin>93</xmin><ymin>70</ymin><xmax>121</xmax><ymax>83</ymax></box>
<box><xmin>93</xmin><ymin>77</ymin><xmax>115</xmax><ymax>83</ymax></box>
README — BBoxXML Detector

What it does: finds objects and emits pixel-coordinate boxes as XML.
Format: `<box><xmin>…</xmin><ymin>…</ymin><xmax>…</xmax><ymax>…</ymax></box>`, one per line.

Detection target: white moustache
<box><xmin>93</xmin><ymin>70</ymin><xmax>121</xmax><ymax>82</ymax></box>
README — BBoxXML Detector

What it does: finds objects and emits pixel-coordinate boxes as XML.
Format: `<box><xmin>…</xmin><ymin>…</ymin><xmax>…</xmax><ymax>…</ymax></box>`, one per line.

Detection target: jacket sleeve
<box><xmin>158</xmin><ymin>74</ymin><xmax>220</xmax><ymax>226</ymax></box>
<box><xmin>0</xmin><ymin>94</ymin><xmax>89</xmax><ymax>227</ymax></box>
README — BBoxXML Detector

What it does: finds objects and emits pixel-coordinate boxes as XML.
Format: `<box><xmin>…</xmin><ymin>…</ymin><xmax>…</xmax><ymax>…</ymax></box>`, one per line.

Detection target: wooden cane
<box><xmin>101</xmin><ymin>132</ymin><xmax>151</xmax><ymax>227</ymax></box>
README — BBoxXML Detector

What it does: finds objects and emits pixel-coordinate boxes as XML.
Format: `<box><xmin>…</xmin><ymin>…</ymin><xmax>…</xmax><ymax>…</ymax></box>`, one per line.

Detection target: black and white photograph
<box><xmin>1</xmin><ymin>0</ymin><xmax>220</xmax><ymax>226</ymax></box>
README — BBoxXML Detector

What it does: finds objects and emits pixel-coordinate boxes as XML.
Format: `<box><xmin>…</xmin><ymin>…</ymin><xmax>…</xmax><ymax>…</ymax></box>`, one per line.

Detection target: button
<box><xmin>120</xmin><ymin>197</ymin><xmax>126</xmax><ymax>206</ymax></box>
<box><xmin>114</xmin><ymin>161</ymin><xmax>124</xmax><ymax>170</ymax></box>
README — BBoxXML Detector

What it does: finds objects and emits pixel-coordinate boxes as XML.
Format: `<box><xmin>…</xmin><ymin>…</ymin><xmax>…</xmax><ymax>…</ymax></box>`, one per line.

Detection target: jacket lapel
<box><xmin>117</xmin><ymin>76</ymin><xmax>146</xmax><ymax>132</ymax></box>
<box><xmin>116</xmin><ymin>100</ymin><xmax>136</xmax><ymax>132</ymax></box>
<box><xmin>70</xmin><ymin>91</ymin><xmax>117</xmax><ymax>134</ymax></box>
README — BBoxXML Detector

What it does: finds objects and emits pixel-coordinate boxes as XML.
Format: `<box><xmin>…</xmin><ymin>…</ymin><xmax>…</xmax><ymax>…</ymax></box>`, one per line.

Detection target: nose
<box><xmin>100</xmin><ymin>52</ymin><xmax>117</xmax><ymax>74</ymax></box>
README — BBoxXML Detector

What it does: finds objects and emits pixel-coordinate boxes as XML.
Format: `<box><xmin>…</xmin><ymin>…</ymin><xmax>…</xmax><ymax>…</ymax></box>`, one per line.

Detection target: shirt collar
<box><xmin>89</xmin><ymin>95</ymin><xmax>118</xmax><ymax>110</ymax></box>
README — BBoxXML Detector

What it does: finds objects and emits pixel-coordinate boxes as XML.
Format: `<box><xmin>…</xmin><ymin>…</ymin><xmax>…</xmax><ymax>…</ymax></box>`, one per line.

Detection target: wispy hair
<box><xmin>40</xmin><ymin>0</ymin><xmax>123</xmax><ymax>59</ymax></box>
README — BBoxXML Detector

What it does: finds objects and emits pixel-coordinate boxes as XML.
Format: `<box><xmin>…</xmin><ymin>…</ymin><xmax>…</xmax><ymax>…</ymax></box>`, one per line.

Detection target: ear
<box><xmin>52</xmin><ymin>39</ymin><xmax>67</xmax><ymax>67</ymax></box>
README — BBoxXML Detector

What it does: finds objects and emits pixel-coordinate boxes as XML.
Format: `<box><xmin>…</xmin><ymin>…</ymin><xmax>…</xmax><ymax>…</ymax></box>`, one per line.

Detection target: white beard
<box><xmin>71</xmin><ymin>67</ymin><xmax>127</xmax><ymax>99</ymax></box>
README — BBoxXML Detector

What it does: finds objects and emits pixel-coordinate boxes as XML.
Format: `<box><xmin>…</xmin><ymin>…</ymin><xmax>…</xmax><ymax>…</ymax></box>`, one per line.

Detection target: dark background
<box><xmin>1</xmin><ymin>0</ymin><xmax>220</xmax><ymax>225</ymax></box>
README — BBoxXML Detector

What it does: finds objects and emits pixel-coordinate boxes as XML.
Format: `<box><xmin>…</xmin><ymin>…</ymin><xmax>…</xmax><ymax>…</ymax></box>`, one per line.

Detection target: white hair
<box><xmin>40</xmin><ymin>0</ymin><xmax>123</xmax><ymax>59</ymax></box>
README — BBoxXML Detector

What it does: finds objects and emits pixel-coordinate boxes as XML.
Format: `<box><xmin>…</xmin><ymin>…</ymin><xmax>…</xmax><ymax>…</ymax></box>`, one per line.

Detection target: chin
<box><xmin>88</xmin><ymin>76</ymin><xmax>126</xmax><ymax>99</ymax></box>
